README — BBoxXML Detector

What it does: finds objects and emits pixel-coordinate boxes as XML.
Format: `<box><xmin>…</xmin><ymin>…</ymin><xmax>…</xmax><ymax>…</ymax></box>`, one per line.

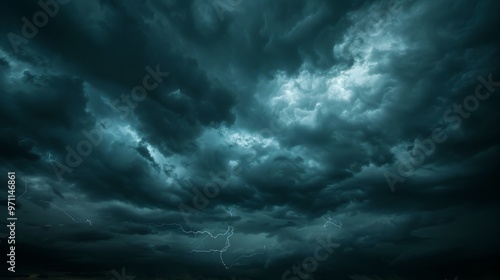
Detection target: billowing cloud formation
<box><xmin>0</xmin><ymin>0</ymin><xmax>499</xmax><ymax>279</ymax></box>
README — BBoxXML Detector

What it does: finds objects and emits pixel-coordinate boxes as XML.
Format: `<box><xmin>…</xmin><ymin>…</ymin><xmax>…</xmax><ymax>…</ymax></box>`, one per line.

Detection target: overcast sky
<box><xmin>1</xmin><ymin>0</ymin><xmax>499</xmax><ymax>279</ymax></box>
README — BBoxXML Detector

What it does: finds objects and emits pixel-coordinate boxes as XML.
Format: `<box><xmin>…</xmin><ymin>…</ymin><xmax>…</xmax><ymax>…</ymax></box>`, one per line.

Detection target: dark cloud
<box><xmin>0</xmin><ymin>0</ymin><xmax>499</xmax><ymax>279</ymax></box>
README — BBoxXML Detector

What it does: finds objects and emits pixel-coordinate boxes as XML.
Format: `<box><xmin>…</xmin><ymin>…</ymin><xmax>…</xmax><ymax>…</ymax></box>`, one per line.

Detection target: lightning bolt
<box><xmin>225</xmin><ymin>207</ymin><xmax>235</xmax><ymax>217</ymax></box>
<box><xmin>147</xmin><ymin>222</ymin><xmax>267</xmax><ymax>269</ymax></box>
<box><xmin>40</xmin><ymin>200</ymin><xmax>91</xmax><ymax>226</ymax></box>
<box><xmin>18</xmin><ymin>179</ymin><xmax>29</xmax><ymax>199</ymax></box>
<box><xmin>41</xmin><ymin>200</ymin><xmax>78</xmax><ymax>223</ymax></box>
<box><xmin>226</xmin><ymin>245</ymin><xmax>267</xmax><ymax>269</ymax></box>
<box><xmin>0</xmin><ymin>232</ymin><xmax>7</xmax><ymax>243</ymax></box>
<box><xmin>322</xmin><ymin>215</ymin><xmax>342</xmax><ymax>228</ymax></box>
<box><xmin>190</xmin><ymin>226</ymin><xmax>235</xmax><ymax>269</ymax></box>
<box><xmin>86</xmin><ymin>219</ymin><xmax>92</xmax><ymax>226</ymax></box>
<box><xmin>293</xmin><ymin>220</ymin><xmax>308</xmax><ymax>231</ymax></box>
<box><xmin>45</xmin><ymin>152</ymin><xmax>57</xmax><ymax>162</ymax></box>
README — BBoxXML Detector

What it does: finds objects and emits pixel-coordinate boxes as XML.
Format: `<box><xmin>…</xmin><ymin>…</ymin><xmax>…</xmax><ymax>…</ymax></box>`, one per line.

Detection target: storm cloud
<box><xmin>0</xmin><ymin>0</ymin><xmax>499</xmax><ymax>279</ymax></box>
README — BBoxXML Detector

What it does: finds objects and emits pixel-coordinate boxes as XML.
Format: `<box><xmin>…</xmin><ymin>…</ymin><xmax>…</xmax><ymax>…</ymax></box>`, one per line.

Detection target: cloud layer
<box><xmin>1</xmin><ymin>0</ymin><xmax>499</xmax><ymax>279</ymax></box>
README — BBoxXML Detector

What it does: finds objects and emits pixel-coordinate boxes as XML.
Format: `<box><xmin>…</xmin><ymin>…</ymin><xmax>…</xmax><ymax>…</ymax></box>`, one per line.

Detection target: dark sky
<box><xmin>0</xmin><ymin>0</ymin><xmax>499</xmax><ymax>279</ymax></box>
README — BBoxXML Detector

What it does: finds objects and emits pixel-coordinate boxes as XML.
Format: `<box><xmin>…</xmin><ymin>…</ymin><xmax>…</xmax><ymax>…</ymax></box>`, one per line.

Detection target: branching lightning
<box><xmin>225</xmin><ymin>207</ymin><xmax>235</xmax><ymax>217</ymax></box>
<box><xmin>41</xmin><ymin>200</ymin><xmax>78</xmax><ymax>223</ymax></box>
<box><xmin>40</xmin><ymin>200</ymin><xmax>91</xmax><ymax>226</ymax></box>
<box><xmin>322</xmin><ymin>215</ymin><xmax>342</xmax><ymax>228</ymax></box>
<box><xmin>146</xmin><ymin>223</ymin><xmax>229</xmax><ymax>248</ymax></box>
<box><xmin>145</xmin><ymin>222</ymin><xmax>267</xmax><ymax>269</ymax></box>
<box><xmin>0</xmin><ymin>233</ymin><xmax>7</xmax><ymax>243</ymax></box>
<box><xmin>190</xmin><ymin>226</ymin><xmax>235</xmax><ymax>269</ymax></box>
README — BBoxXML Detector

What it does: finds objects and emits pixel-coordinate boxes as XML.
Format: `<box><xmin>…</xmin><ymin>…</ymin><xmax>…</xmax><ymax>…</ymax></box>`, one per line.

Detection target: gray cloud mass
<box><xmin>0</xmin><ymin>0</ymin><xmax>499</xmax><ymax>279</ymax></box>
